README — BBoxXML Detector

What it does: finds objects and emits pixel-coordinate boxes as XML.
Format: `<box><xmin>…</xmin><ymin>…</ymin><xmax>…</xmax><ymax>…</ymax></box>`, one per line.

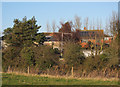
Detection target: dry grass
<box><xmin>2</xmin><ymin>72</ymin><xmax>119</xmax><ymax>81</ymax></box>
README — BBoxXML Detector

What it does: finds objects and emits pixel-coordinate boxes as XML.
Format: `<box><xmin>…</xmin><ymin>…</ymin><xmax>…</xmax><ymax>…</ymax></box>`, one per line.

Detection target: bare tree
<box><xmin>110</xmin><ymin>11</ymin><xmax>118</xmax><ymax>37</ymax></box>
<box><xmin>52</xmin><ymin>20</ymin><xmax>56</xmax><ymax>32</ymax></box>
<box><xmin>98</xmin><ymin>30</ymin><xmax>104</xmax><ymax>55</ymax></box>
<box><xmin>105</xmin><ymin>18</ymin><xmax>110</xmax><ymax>35</ymax></box>
<box><xmin>84</xmin><ymin>17</ymin><xmax>89</xmax><ymax>30</ymax></box>
<box><xmin>88</xmin><ymin>28</ymin><xmax>104</xmax><ymax>56</ymax></box>
<box><xmin>46</xmin><ymin>21</ymin><xmax>51</xmax><ymax>32</ymax></box>
<box><xmin>92</xmin><ymin>18</ymin><xmax>95</xmax><ymax>30</ymax></box>
<box><xmin>99</xmin><ymin>18</ymin><xmax>102</xmax><ymax>30</ymax></box>
<box><xmin>89</xmin><ymin>20</ymin><xmax>92</xmax><ymax>30</ymax></box>
<box><xmin>96</xmin><ymin>17</ymin><xmax>100</xmax><ymax>30</ymax></box>
<box><xmin>74</xmin><ymin>15</ymin><xmax>82</xmax><ymax>30</ymax></box>
<box><xmin>89</xmin><ymin>18</ymin><xmax>95</xmax><ymax>30</ymax></box>
<box><xmin>95</xmin><ymin>18</ymin><xmax>104</xmax><ymax>55</ymax></box>
<box><xmin>88</xmin><ymin>31</ymin><xmax>94</xmax><ymax>56</ymax></box>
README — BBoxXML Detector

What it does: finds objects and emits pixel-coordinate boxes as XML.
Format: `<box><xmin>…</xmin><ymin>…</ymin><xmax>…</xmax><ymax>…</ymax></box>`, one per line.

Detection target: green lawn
<box><xmin>2</xmin><ymin>73</ymin><xmax>119</xmax><ymax>85</ymax></box>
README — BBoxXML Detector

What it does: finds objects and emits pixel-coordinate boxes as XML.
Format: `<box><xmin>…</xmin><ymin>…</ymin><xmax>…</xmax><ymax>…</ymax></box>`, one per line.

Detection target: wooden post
<box><xmin>52</xmin><ymin>41</ymin><xmax>54</xmax><ymax>49</ymax></box>
<box><xmin>8</xmin><ymin>65</ymin><xmax>10</xmax><ymax>72</ymax></box>
<box><xmin>71</xmin><ymin>66</ymin><xmax>74</xmax><ymax>77</ymax></box>
<box><xmin>28</xmin><ymin>66</ymin><xmax>30</xmax><ymax>74</ymax></box>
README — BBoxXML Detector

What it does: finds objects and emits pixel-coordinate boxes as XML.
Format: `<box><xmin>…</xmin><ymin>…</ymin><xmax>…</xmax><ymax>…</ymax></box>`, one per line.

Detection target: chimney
<box><xmin>84</xmin><ymin>27</ymin><xmax>87</xmax><ymax>30</ymax></box>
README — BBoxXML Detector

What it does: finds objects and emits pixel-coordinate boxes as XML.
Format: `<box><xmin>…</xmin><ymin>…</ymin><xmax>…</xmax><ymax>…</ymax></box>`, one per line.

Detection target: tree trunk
<box><xmin>99</xmin><ymin>42</ymin><xmax>103</xmax><ymax>54</ymax></box>
<box><xmin>28</xmin><ymin>66</ymin><xmax>30</xmax><ymax>74</ymax></box>
<box><xmin>95</xmin><ymin>35</ymin><xmax>97</xmax><ymax>56</ymax></box>
<box><xmin>91</xmin><ymin>44</ymin><xmax>94</xmax><ymax>56</ymax></box>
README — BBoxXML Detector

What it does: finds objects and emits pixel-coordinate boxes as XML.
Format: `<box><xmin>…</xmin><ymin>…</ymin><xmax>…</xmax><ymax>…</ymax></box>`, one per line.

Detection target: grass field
<box><xmin>2</xmin><ymin>73</ymin><xmax>119</xmax><ymax>86</ymax></box>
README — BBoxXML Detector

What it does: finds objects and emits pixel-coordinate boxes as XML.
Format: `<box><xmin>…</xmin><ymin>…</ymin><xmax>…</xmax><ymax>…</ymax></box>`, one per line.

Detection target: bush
<box><xmin>2</xmin><ymin>46</ymin><xmax>22</xmax><ymax>72</ymax></box>
<box><xmin>33</xmin><ymin>46</ymin><xmax>60</xmax><ymax>71</ymax></box>
<box><xmin>63</xmin><ymin>42</ymin><xmax>85</xmax><ymax>67</ymax></box>
<box><xmin>83</xmin><ymin>55</ymin><xmax>109</xmax><ymax>73</ymax></box>
<box><xmin>20</xmin><ymin>47</ymin><xmax>35</xmax><ymax>66</ymax></box>
<box><xmin>103</xmin><ymin>46</ymin><xmax>118</xmax><ymax>68</ymax></box>
<box><xmin>99</xmin><ymin>53</ymin><xmax>108</xmax><ymax>62</ymax></box>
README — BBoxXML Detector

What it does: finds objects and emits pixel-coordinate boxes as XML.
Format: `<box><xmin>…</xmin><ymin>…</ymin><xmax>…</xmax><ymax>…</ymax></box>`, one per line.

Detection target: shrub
<box><xmin>63</xmin><ymin>42</ymin><xmax>85</xmax><ymax>67</ymax></box>
<box><xmin>33</xmin><ymin>46</ymin><xmax>60</xmax><ymax>71</ymax></box>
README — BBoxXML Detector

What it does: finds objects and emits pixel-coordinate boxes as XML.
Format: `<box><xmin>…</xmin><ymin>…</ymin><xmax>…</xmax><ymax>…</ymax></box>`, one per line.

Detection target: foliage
<box><xmin>35</xmin><ymin>33</ymin><xmax>46</xmax><ymax>45</ymax></box>
<box><xmin>20</xmin><ymin>47</ymin><xmax>34</xmax><ymax>66</ymax></box>
<box><xmin>83</xmin><ymin>44</ymin><xmax>118</xmax><ymax>72</ymax></box>
<box><xmin>103</xmin><ymin>45</ymin><xmax>118</xmax><ymax>67</ymax></box>
<box><xmin>87</xmin><ymin>41</ymin><xmax>92</xmax><ymax>49</ymax></box>
<box><xmin>33</xmin><ymin>46</ymin><xmax>60</xmax><ymax>70</ymax></box>
<box><xmin>2</xmin><ymin>46</ymin><xmax>21</xmax><ymax>65</ymax></box>
<box><xmin>99</xmin><ymin>53</ymin><xmax>108</xmax><ymax>62</ymax></box>
<box><xmin>2</xmin><ymin>46</ymin><xmax>22</xmax><ymax>71</ymax></box>
<box><xmin>2</xmin><ymin>14</ymin><xmax>119</xmax><ymax>78</ymax></box>
<box><xmin>3</xmin><ymin>16</ymin><xmax>45</xmax><ymax>47</ymax></box>
<box><xmin>63</xmin><ymin>42</ymin><xmax>85</xmax><ymax>67</ymax></box>
<box><xmin>52</xmin><ymin>48</ymin><xmax>60</xmax><ymax>54</ymax></box>
<box><xmin>59</xmin><ymin>22</ymin><xmax>72</xmax><ymax>33</ymax></box>
<box><xmin>83</xmin><ymin>56</ymin><xmax>107</xmax><ymax>72</ymax></box>
<box><xmin>2</xmin><ymin>17</ymin><xmax>47</xmax><ymax>72</ymax></box>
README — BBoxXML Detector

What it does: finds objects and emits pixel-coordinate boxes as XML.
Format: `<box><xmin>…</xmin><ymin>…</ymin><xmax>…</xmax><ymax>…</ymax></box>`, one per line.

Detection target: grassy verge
<box><xmin>2</xmin><ymin>73</ymin><xmax>119</xmax><ymax>85</ymax></box>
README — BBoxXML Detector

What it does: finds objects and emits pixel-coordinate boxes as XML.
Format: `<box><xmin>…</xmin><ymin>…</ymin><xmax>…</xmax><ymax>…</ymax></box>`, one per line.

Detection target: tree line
<box><xmin>2</xmin><ymin>12</ymin><xmax>119</xmax><ymax>78</ymax></box>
